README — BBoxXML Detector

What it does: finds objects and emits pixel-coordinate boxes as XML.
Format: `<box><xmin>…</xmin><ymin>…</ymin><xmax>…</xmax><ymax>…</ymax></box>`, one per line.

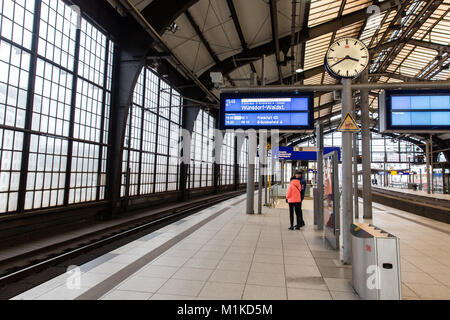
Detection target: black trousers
<box><xmin>289</xmin><ymin>202</ymin><xmax>304</xmax><ymax>227</ymax></box>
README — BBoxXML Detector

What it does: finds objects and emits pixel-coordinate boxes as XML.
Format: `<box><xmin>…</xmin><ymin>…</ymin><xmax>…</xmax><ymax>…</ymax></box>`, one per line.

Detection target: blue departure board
<box><xmin>381</xmin><ymin>90</ymin><xmax>450</xmax><ymax>132</ymax></box>
<box><xmin>220</xmin><ymin>92</ymin><xmax>314</xmax><ymax>130</ymax></box>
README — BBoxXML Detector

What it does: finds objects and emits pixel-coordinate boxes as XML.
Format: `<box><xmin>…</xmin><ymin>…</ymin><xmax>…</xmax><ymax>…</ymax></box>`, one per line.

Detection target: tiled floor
<box><xmin>360</xmin><ymin>201</ymin><xmax>450</xmax><ymax>300</ymax></box>
<box><xmin>11</xmin><ymin>194</ymin><xmax>450</xmax><ymax>300</ymax></box>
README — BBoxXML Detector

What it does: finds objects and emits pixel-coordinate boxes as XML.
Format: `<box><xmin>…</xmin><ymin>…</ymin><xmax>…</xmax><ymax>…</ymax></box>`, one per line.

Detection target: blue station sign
<box><xmin>273</xmin><ymin>147</ymin><xmax>341</xmax><ymax>161</ymax></box>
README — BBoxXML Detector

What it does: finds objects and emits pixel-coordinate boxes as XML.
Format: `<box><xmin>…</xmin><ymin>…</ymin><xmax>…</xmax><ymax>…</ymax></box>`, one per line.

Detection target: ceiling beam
<box><xmin>406</xmin><ymin>39</ymin><xmax>450</xmax><ymax>53</ymax></box>
<box><xmin>184</xmin><ymin>10</ymin><xmax>235</xmax><ymax>86</ymax></box>
<box><xmin>424</xmin><ymin>55</ymin><xmax>450</xmax><ymax>79</ymax></box>
<box><xmin>267</xmin><ymin>38</ymin><xmax>450</xmax><ymax>85</ymax></box>
<box><xmin>271</xmin><ymin>65</ymin><xmax>324</xmax><ymax>85</ymax></box>
<box><xmin>198</xmin><ymin>0</ymin><xmax>398</xmax><ymax>85</ymax></box>
<box><xmin>185</xmin><ymin>10</ymin><xmax>220</xmax><ymax>64</ymax></box>
<box><xmin>226</xmin><ymin>0</ymin><xmax>258</xmax><ymax>77</ymax></box>
<box><xmin>286</xmin><ymin>127</ymin><xmax>429</xmax><ymax>151</ymax></box>
<box><xmin>141</xmin><ymin>0</ymin><xmax>200</xmax><ymax>35</ymax></box>
<box><xmin>117</xmin><ymin>0</ymin><xmax>218</xmax><ymax>103</ymax></box>
<box><xmin>375</xmin><ymin>1</ymin><xmax>442</xmax><ymax>75</ymax></box>
<box><xmin>269</xmin><ymin>0</ymin><xmax>283</xmax><ymax>84</ymax></box>
<box><xmin>369</xmin><ymin>72</ymin><xmax>423</xmax><ymax>82</ymax></box>
<box><xmin>297</xmin><ymin>0</ymin><xmax>311</xmax><ymax>85</ymax></box>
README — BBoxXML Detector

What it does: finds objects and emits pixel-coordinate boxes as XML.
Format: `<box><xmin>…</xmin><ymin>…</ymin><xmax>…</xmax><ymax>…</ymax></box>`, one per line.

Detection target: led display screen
<box><xmin>220</xmin><ymin>92</ymin><xmax>314</xmax><ymax>130</ymax></box>
<box><xmin>385</xmin><ymin>90</ymin><xmax>450</xmax><ymax>131</ymax></box>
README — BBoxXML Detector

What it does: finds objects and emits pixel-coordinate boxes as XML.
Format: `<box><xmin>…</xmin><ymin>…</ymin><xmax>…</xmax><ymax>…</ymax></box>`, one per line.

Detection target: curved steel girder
<box><xmin>268</xmin><ymin>39</ymin><xmax>450</xmax><ymax>85</ymax></box>
<box><xmin>141</xmin><ymin>0</ymin><xmax>200</xmax><ymax>35</ymax></box>
<box><xmin>285</xmin><ymin>125</ymin><xmax>427</xmax><ymax>153</ymax></box>
<box><xmin>197</xmin><ymin>0</ymin><xmax>397</xmax><ymax>86</ymax></box>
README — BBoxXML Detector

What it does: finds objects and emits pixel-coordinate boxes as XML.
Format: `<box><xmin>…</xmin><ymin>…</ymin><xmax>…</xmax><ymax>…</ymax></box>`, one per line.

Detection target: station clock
<box><xmin>325</xmin><ymin>37</ymin><xmax>370</xmax><ymax>79</ymax></box>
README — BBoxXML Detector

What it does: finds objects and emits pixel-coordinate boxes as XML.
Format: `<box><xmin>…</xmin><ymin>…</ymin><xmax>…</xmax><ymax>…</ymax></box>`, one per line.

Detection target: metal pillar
<box><xmin>247</xmin><ymin>132</ymin><xmax>257</xmax><ymax>214</ymax></box>
<box><xmin>420</xmin><ymin>168</ymin><xmax>422</xmax><ymax>190</ymax></box>
<box><xmin>353</xmin><ymin>133</ymin><xmax>359</xmax><ymax>220</ymax></box>
<box><xmin>442</xmin><ymin>166</ymin><xmax>446</xmax><ymax>194</ymax></box>
<box><xmin>316</xmin><ymin>122</ymin><xmax>324</xmax><ymax>230</ymax></box>
<box><xmin>270</xmin><ymin>130</ymin><xmax>279</xmax><ymax>205</ymax></box>
<box><xmin>262</xmin><ymin>55</ymin><xmax>269</xmax><ymax>207</ymax></box>
<box><xmin>292</xmin><ymin>161</ymin><xmax>297</xmax><ymax>177</ymax></box>
<box><xmin>261</xmin><ymin>55</ymin><xmax>266</xmax><ymax>86</ymax></box>
<box><xmin>258</xmin><ymin>156</ymin><xmax>262</xmax><ymax>214</ymax></box>
<box><xmin>258</xmin><ymin>131</ymin><xmax>267</xmax><ymax>214</ymax></box>
<box><xmin>408</xmin><ymin>159</ymin><xmax>412</xmax><ymax>184</ymax></box>
<box><xmin>265</xmin><ymin>147</ymin><xmax>269</xmax><ymax>206</ymax></box>
<box><xmin>360</xmin><ymin>70</ymin><xmax>372</xmax><ymax>219</ymax></box>
<box><xmin>426</xmin><ymin>141</ymin><xmax>431</xmax><ymax>194</ymax></box>
<box><xmin>384</xmin><ymin>137</ymin><xmax>388</xmax><ymax>187</ymax></box>
<box><xmin>341</xmin><ymin>78</ymin><xmax>353</xmax><ymax>265</ymax></box>
<box><xmin>234</xmin><ymin>135</ymin><xmax>239</xmax><ymax>191</ymax></box>
<box><xmin>430</xmin><ymin>135</ymin><xmax>434</xmax><ymax>194</ymax></box>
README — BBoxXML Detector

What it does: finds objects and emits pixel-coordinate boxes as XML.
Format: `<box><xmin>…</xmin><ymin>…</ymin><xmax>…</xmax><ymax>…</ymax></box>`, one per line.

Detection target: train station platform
<box><xmin>10</xmin><ymin>194</ymin><xmax>450</xmax><ymax>301</ymax></box>
<box><xmin>368</xmin><ymin>186</ymin><xmax>450</xmax><ymax>224</ymax></box>
<box><xmin>373</xmin><ymin>186</ymin><xmax>450</xmax><ymax>201</ymax></box>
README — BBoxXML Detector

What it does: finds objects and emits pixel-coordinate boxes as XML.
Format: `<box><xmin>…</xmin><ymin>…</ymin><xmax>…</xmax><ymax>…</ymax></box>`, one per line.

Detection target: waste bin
<box><xmin>351</xmin><ymin>223</ymin><xmax>402</xmax><ymax>300</ymax></box>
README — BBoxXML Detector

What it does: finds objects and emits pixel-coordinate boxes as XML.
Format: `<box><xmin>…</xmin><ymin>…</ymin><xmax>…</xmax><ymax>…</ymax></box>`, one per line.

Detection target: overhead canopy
<box><xmin>117</xmin><ymin>0</ymin><xmax>450</xmax><ymax>146</ymax></box>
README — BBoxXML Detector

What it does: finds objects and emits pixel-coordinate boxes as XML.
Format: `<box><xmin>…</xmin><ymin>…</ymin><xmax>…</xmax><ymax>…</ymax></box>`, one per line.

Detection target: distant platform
<box><xmin>366</xmin><ymin>186</ymin><xmax>450</xmax><ymax>224</ymax></box>
<box><xmin>373</xmin><ymin>186</ymin><xmax>450</xmax><ymax>202</ymax></box>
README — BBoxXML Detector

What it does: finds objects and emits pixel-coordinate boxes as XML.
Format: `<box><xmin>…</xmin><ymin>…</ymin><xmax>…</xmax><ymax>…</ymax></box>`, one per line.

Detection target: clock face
<box><xmin>325</xmin><ymin>38</ymin><xmax>369</xmax><ymax>79</ymax></box>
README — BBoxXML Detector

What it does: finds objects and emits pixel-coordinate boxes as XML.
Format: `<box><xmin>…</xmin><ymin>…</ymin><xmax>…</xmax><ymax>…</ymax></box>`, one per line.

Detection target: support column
<box><xmin>247</xmin><ymin>131</ymin><xmax>257</xmax><ymax>214</ymax></box>
<box><xmin>442</xmin><ymin>166</ymin><xmax>446</xmax><ymax>194</ymax></box>
<box><xmin>265</xmin><ymin>146</ymin><xmax>269</xmax><ymax>206</ymax></box>
<box><xmin>316</xmin><ymin>122</ymin><xmax>324</xmax><ymax>230</ymax></box>
<box><xmin>353</xmin><ymin>133</ymin><xmax>359</xmax><ymax>220</ymax></box>
<box><xmin>107</xmin><ymin>56</ymin><xmax>144</xmax><ymax>217</ymax></box>
<box><xmin>258</xmin><ymin>131</ymin><xmax>267</xmax><ymax>214</ymax></box>
<box><xmin>234</xmin><ymin>136</ymin><xmax>239</xmax><ymax>191</ymax></box>
<box><xmin>214</xmin><ymin>129</ymin><xmax>224</xmax><ymax>195</ymax></box>
<box><xmin>420</xmin><ymin>168</ymin><xmax>422</xmax><ymax>190</ymax></box>
<box><xmin>341</xmin><ymin>78</ymin><xmax>354</xmax><ymax>265</ymax></box>
<box><xmin>384</xmin><ymin>137</ymin><xmax>388</xmax><ymax>187</ymax></box>
<box><xmin>360</xmin><ymin>70</ymin><xmax>372</xmax><ymax>219</ymax></box>
<box><xmin>179</xmin><ymin>106</ymin><xmax>199</xmax><ymax>201</ymax></box>
<box><xmin>258</xmin><ymin>134</ymin><xmax>262</xmax><ymax>215</ymax></box>
<box><xmin>270</xmin><ymin>130</ymin><xmax>279</xmax><ymax>205</ymax></box>
<box><xmin>426</xmin><ymin>141</ymin><xmax>431</xmax><ymax>194</ymax></box>
<box><xmin>430</xmin><ymin>135</ymin><xmax>434</xmax><ymax>194</ymax></box>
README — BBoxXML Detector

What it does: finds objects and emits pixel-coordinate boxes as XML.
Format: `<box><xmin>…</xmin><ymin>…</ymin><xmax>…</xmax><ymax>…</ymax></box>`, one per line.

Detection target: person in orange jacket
<box><xmin>286</xmin><ymin>177</ymin><xmax>304</xmax><ymax>230</ymax></box>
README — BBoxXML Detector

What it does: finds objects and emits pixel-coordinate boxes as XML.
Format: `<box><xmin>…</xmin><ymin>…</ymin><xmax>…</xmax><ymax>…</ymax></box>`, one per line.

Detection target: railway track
<box><xmin>0</xmin><ymin>191</ymin><xmax>245</xmax><ymax>299</ymax></box>
<box><xmin>369</xmin><ymin>187</ymin><xmax>450</xmax><ymax>224</ymax></box>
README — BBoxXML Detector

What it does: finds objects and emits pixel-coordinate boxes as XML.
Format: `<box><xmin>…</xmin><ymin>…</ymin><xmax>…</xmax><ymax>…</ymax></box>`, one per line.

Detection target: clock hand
<box><xmin>347</xmin><ymin>56</ymin><xmax>360</xmax><ymax>62</ymax></box>
<box><xmin>331</xmin><ymin>58</ymin><xmax>347</xmax><ymax>68</ymax></box>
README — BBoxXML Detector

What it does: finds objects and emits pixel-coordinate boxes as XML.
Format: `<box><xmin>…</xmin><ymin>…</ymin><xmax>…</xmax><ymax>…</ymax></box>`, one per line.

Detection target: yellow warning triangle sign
<box><xmin>337</xmin><ymin>113</ymin><xmax>360</xmax><ymax>132</ymax></box>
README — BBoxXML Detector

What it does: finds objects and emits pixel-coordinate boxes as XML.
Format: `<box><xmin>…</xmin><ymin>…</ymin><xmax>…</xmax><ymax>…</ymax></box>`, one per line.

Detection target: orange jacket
<box><xmin>286</xmin><ymin>179</ymin><xmax>302</xmax><ymax>203</ymax></box>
